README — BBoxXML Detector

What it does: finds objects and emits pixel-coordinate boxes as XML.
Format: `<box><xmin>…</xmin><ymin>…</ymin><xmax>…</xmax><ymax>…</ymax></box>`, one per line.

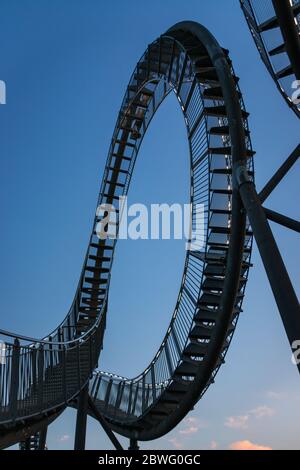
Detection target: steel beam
<box><xmin>128</xmin><ymin>438</ymin><xmax>139</xmax><ymax>450</ymax></box>
<box><xmin>38</xmin><ymin>427</ymin><xmax>47</xmax><ymax>450</ymax></box>
<box><xmin>236</xmin><ymin>167</ymin><xmax>300</xmax><ymax>374</ymax></box>
<box><xmin>264</xmin><ymin>207</ymin><xmax>300</xmax><ymax>233</ymax></box>
<box><xmin>74</xmin><ymin>384</ymin><xmax>89</xmax><ymax>450</ymax></box>
<box><xmin>87</xmin><ymin>396</ymin><xmax>123</xmax><ymax>450</ymax></box>
<box><xmin>259</xmin><ymin>144</ymin><xmax>300</xmax><ymax>203</ymax></box>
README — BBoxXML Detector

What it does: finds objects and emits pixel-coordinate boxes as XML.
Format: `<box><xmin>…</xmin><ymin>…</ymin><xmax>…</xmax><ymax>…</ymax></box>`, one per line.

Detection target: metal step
<box><xmin>131</xmin><ymin>99</ymin><xmax>149</xmax><ymax>109</ymax></box>
<box><xmin>269</xmin><ymin>42</ymin><xmax>286</xmax><ymax>56</ymax></box>
<box><xmin>84</xmin><ymin>277</ymin><xmax>108</xmax><ymax>285</ymax></box>
<box><xmin>108</xmin><ymin>167</ymin><xmax>129</xmax><ymax>175</ymax></box>
<box><xmin>88</xmin><ymin>255</ymin><xmax>111</xmax><ymax>262</ymax></box>
<box><xmin>204</xmin><ymin>86</ymin><xmax>242</xmax><ymax>101</ymax></box>
<box><xmin>209</xmin><ymin>125</ymin><xmax>250</xmax><ymax>137</ymax></box>
<box><xmin>111</xmin><ymin>152</ymin><xmax>131</xmax><ymax>161</ymax></box>
<box><xmin>81</xmin><ymin>287</ymin><xmax>106</xmax><ymax>295</ymax></box>
<box><xmin>114</xmin><ymin>139</ymin><xmax>136</xmax><ymax>148</ymax></box>
<box><xmin>210</xmin><ymin>188</ymin><xmax>232</xmax><ymax>195</ymax></box>
<box><xmin>210</xmin><ymin>207</ymin><xmax>231</xmax><ymax>215</ymax></box>
<box><xmin>137</xmin><ymin>62</ymin><xmax>166</xmax><ymax>75</ymax></box>
<box><xmin>199</xmin><ymin>292</ymin><xmax>222</xmax><ymax>306</ymax></box>
<box><xmin>209</xmin><ymin>226</ymin><xmax>252</xmax><ymax>236</ymax></box>
<box><xmin>204</xmin><ymin>264</ymin><xmax>226</xmax><ymax>276</ymax></box>
<box><xmin>194</xmin><ymin>55</ymin><xmax>212</xmax><ymax>68</ymax></box>
<box><xmin>86</xmin><ymin>266</ymin><xmax>110</xmax><ymax>274</ymax></box>
<box><xmin>89</xmin><ymin>243</ymin><xmax>114</xmax><ymax>250</ymax></box>
<box><xmin>81</xmin><ymin>297</ymin><xmax>103</xmax><ymax>305</ymax></box>
<box><xmin>189</xmin><ymin>324</ymin><xmax>213</xmax><ymax>339</ymax></box>
<box><xmin>206</xmin><ymin>242</ymin><xmax>251</xmax><ymax>254</ymax></box>
<box><xmin>167</xmin><ymin>379</ymin><xmax>189</xmax><ymax>394</ymax></box>
<box><xmin>276</xmin><ymin>64</ymin><xmax>294</xmax><ymax>79</ymax></box>
<box><xmin>204</xmin><ymin>105</ymin><xmax>249</xmax><ymax>119</ymax></box>
<box><xmin>160</xmin><ymin>392</ymin><xmax>181</xmax><ymax>404</ymax></box>
<box><xmin>102</xmin><ymin>193</ymin><xmax>120</xmax><ymax>200</ymax></box>
<box><xmin>184</xmin><ymin>341</ymin><xmax>208</xmax><ymax>357</ymax></box>
<box><xmin>128</xmin><ymin>85</ymin><xmax>154</xmax><ymax>97</ymax></box>
<box><xmin>174</xmin><ymin>360</ymin><xmax>198</xmax><ymax>377</ymax></box>
<box><xmin>121</xmin><ymin>111</ymin><xmax>145</xmax><ymax>121</ymax></box>
<box><xmin>194</xmin><ymin>307</ymin><xmax>219</xmax><ymax>323</ymax></box>
<box><xmin>106</xmin><ymin>180</ymin><xmax>125</xmax><ymax>188</ymax></box>
<box><xmin>78</xmin><ymin>306</ymin><xmax>99</xmax><ymax>315</ymax></box>
<box><xmin>209</xmin><ymin>146</ymin><xmax>255</xmax><ymax>157</ymax></box>
<box><xmin>258</xmin><ymin>15</ymin><xmax>279</xmax><ymax>32</ymax></box>
<box><xmin>211</xmin><ymin>169</ymin><xmax>254</xmax><ymax>178</ymax></box>
<box><xmin>196</xmin><ymin>66</ymin><xmax>219</xmax><ymax>82</ymax></box>
<box><xmin>202</xmin><ymin>278</ymin><xmax>225</xmax><ymax>291</ymax></box>
<box><xmin>259</xmin><ymin>4</ymin><xmax>300</xmax><ymax>33</ymax></box>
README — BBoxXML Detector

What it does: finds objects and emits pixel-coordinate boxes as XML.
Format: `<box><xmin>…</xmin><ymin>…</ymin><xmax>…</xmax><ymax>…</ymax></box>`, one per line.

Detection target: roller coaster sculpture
<box><xmin>0</xmin><ymin>8</ymin><xmax>299</xmax><ymax>451</ymax></box>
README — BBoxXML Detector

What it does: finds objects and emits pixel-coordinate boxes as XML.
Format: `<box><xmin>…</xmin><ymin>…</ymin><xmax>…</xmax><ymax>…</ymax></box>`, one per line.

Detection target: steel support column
<box><xmin>74</xmin><ymin>384</ymin><xmax>89</xmax><ymax>450</ymax></box>
<box><xmin>236</xmin><ymin>167</ymin><xmax>300</xmax><ymax>373</ymax></box>
<box><xmin>128</xmin><ymin>438</ymin><xmax>139</xmax><ymax>450</ymax></box>
<box><xmin>38</xmin><ymin>427</ymin><xmax>47</xmax><ymax>450</ymax></box>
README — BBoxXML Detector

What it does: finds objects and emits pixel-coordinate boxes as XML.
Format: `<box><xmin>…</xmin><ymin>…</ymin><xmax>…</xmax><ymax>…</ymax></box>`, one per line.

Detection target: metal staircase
<box><xmin>241</xmin><ymin>0</ymin><xmax>300</xmax><ymax>117</ymax></box>
<box><xmin>84</xmin><ymin>23</ymin><xmax>254</xmax><ymax>441</ymax></box>
<box><xmin>0</xmin><ymin>21</ymin><xmax>254</xmax><ymax>448</ymax></box>
<box><xmin>1</xmin><ymin>17</ymin><xmax>299</xmax><ymax>450</ymax></box>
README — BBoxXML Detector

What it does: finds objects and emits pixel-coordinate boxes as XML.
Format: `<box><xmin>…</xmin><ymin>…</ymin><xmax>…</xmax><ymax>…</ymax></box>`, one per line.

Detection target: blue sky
<box><xmin>0</xmin><ymin>0</ymin><xmax>299</xmax><ymax>450</ymax></box>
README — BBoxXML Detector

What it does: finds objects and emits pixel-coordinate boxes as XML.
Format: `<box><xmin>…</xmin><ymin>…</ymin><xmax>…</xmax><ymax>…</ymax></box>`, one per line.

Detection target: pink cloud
<box><xmin>168</xmin><ymin>437</ymin><xmax>184</xmax><ymax>450</ymax></box>
<box><xmin>229</xmin><ymin>440</ymin><xmax>272</xmax><ymax>451</ymax></box>
<box><xmin>210</xmin><ymin>440</ymin><xmax>218</xmax><ymax>449</ymax></box>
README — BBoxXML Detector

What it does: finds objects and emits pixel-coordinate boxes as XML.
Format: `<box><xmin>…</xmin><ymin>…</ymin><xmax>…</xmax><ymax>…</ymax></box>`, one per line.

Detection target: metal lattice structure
<box><xmin>85</xmin><ymin>24</ymin><xmax>254</xmax><ymax>441</ymax></box>
<box><xmin>241</xmin><ymin>0</ymin><xmax>300</xmax><ymax>117</ymax></box>
<box><xmin>0</xmin><ymin>19</ymin><xmax>299</xmax><ymax>450</ymax></box>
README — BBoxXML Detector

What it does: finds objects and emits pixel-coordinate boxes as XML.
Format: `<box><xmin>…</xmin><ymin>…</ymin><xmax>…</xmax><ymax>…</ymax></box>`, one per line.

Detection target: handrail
<box><xmin>0</xmin><ymin>316</ymin><xmax>101</xmax><ymax>346</ymax></box>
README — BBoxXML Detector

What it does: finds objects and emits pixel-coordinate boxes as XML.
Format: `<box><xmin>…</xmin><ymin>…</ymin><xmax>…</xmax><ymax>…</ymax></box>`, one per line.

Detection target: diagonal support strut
<box><xmin>236</xmin><ymin>166</ymin><xmax>300</xmax><ymax>374</ymax></box>
<box><xmin>87</xmin><ymin>396</ymin><xmax>123</xmax><ymax>450</ymax></box>
<box><xmin>259</xmin><ymin>144</ymin><xmax>300</xmax><ymax>203</ymax></box>
<box><xmin>264</xmin><ymin>207</ymin><xmax>300</xmax><ymax>233</ymax></box>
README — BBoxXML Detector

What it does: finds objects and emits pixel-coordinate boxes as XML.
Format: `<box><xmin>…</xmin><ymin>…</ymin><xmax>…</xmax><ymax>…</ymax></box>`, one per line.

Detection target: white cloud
<box><xmin>250</xmin><ymin>405</ymin><xmax>275</xmax><ymax>419</ymax></box>
<box><xmin>178</xmin><ymin>415</ymin><xmax>208</xmax><ymax>436</ymax></box>
<box><xmin>225</xmin><ymin>415</ymin><xmax>249</xmax><ymax>429</ymax></box>
<box><xmin>266</xmin><ymin>390</ymin><xmax>283</xmax><ymax>400</ymax></box>
<box><xmin>229</xmin><ymin>440</ymin><xmax>272</xmax><ymax>451</ymax></box>
<box><xmin>59</xmin><ymin>434</ymin><xmax>70</xmax><ymax>442</ymax></box>
<box><xmin>179</xmin><ymin>426</ymin><xmax>198</xmax><ymax>435</ymax></box>
<box><xmin>185</xmin><ymin>416</ymin><xmax>198</xmax><ymax>425</ymax></box>
<box><xmin>225</xmin><ymin>404</ymin><xmax>275</xmax><ymax>430</ymax></box>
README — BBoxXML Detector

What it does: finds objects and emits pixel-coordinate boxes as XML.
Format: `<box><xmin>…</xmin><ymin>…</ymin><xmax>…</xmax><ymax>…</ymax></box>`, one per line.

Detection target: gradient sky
<box><xmin>0</xmin><ymin>0</ymin><xmax>299</xmax><ymax>450</ymax></box>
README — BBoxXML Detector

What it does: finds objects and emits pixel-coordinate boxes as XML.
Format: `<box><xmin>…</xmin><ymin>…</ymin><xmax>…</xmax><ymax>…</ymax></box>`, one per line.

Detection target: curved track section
<box><xmin>241</xmin><ymin>0</ymin><xmax>300</xmax><ymax>117</ymax></box>
<box><xmin>88</xmin><ymin>21</ymin><xmax>254</xmax><ymax>441</ymax></box>
<box><xmin>0</xmin><ymin>20</ymin><xmax>255</xmax><ymax>447</ymax></box>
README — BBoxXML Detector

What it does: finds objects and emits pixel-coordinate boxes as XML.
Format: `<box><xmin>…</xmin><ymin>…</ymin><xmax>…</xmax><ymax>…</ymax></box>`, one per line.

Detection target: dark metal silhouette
<box><xmin>241</xmin><ymin>0</ymin><xmax>300</xmax><ymax>117</ymax></box>
<box><xmin>0</xmin><ymin>18</ymin><xmax>299</xmax><ymax>450</ymax></box>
